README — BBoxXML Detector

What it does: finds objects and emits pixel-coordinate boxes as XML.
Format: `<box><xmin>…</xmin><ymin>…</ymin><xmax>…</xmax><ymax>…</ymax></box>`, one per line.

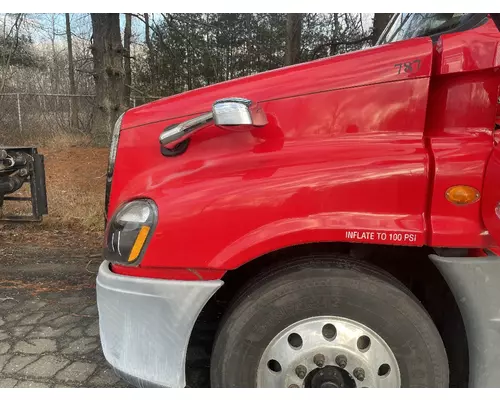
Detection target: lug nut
<box><xmin>335</xmin><ymin>354</ymin><xmax>347</xmax><ymax>369</ymax></box>
<box><xmin>353</xmin><ymin>367</ymin><xmax>365</xmax><ymax>381</ymax></box>
<box><xmin>313</xmin><ymin>353</ymin><xmax>325</xmax><ymax>368</ymax></box>
<box><xmin>295</xmin><ymin>365</ymin><xmax>307</xmax><ymax>379</ymax></box>
<box><xmin>288</xmin><ymin>384</ymin><xmax>299</xmax><ymax>388</ymax></box>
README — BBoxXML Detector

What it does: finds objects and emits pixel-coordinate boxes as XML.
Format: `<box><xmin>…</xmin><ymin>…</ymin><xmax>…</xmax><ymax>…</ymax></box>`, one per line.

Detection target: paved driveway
<box><xmin>0</xmin><ymin>280</ymin><xmax>132</xmax><ymax>387</ymax></box>
<box><xmin>0</xmin><ymin>241</ymin><xmax>131</xmax><ymax>388</ymax></box>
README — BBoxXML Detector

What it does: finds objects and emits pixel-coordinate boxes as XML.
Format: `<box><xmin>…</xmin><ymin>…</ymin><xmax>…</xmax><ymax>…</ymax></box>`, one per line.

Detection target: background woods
<box><xmin>0</xmin><ymin>13</ymin><xmax>391</xmax><ymax>145</ymax></box>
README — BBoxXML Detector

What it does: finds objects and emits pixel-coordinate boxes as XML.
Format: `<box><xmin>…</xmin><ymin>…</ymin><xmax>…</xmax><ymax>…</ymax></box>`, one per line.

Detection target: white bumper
<box><xmin>96</xmin><ymin>261</ymin><xmax>222</xmax><ymax>387</ymax></box>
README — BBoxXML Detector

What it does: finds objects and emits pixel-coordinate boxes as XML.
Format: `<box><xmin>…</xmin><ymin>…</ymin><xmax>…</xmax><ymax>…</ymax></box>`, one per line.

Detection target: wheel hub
<box><xmin>305</xmin><ymin>366</ymin><xmax>356</xmax><ymax>388</ymax></box>
<box><xmin>256</xmin><ymin>316</ymin><xmax>401</xmax><ymax>388</ymax></box>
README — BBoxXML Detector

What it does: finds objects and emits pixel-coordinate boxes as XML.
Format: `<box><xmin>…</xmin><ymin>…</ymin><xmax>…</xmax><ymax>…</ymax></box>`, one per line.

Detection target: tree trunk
<box><xmin>123</xmin><ymin>13</ymin><xmax>132</xmax><ymax>107</ymax></box>
<box><xmin>144</xmin><ymin>13</ymin><xmax>155</xmax><ymax>93</ymax></box>
<box><xmin>372</xmin><ymin>13</ymin><xmax>393</xmax><ymax>45</ymax></box>
<box><xmin>90</xmin><ymin>13</ymin><xmax>124</xmax><ymax>142</ymax></box>
<box><xmin>285</xmin><ymin>13</ymin><xmax>302</xmax><ymax>66</ymax></box>
<box><xmin>65</xmin><ymin>13</ymin><xmax>78</xmax><ymax>129</ymax></box>
<box><xmin>50</xmin><ymin>15</ymin><xmax>58</xmax><ymax>93</ymax></box>
<box><xmin>331</xmin><ymin>13</ymin><xmax>340</xmax><ymax>56</ymax></box>
<box><xmin>145</xmin><ymin>13</ymin><xmax>152</xmax><ymax>51</ymax></box>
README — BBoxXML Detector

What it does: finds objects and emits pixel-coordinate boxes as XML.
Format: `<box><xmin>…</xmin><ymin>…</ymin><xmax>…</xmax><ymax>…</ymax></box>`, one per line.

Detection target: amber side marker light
<box><xmin>446</xmin><ymin>185</ymin><xmax>480</xmax><ymax>205</ymax></box>
<box><xmin>128</xmin><ymin>226</ymin><xmax>151</xmax><ymax>262</ymax></box>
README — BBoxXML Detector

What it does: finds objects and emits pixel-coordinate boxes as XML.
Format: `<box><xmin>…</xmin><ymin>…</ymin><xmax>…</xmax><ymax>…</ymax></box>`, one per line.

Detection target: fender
<box><xmin>211</xmin><ymin>213</ymin><xmax>423</xmax><ymax>270</ymax></box>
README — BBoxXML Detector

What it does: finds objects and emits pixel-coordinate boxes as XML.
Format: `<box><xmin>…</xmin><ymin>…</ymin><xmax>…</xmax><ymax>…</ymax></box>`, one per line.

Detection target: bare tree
<box><xmin>47</xmin><ymin>14</ymin><xmax>60</xmax><ymax>93</ymax></box>
<box><xmin>144</xmin><ymin>13</ymin><xmax>152</xmax><ymax>53</ymax></box>
<box><xmin>123</xmin><ymin>13</ymin><xmax>132</xmax><ymax>107</ymax></box>
<box><xmin>66</xmin><ymin>13</ymin><xmax>78</xmax><ymax>128</ymax></box>
<box><xmin>372</xmin><ymin>14</ymin><xmax>393</xmax><ymax>45</ymax></box>
<box><xmin>0</xmin><ymin>13</ymin><xmax>24</xmax><ymax>94</ymax></box>
<box><xmin>144</xmin><ymin>13</ymin><xmax>155</xmax><ymax>90</ymax></box>
<box><xmin>90</xmin><ymin>13</ymin><xmax>124</xmax><ymax>141</ymax></box>
<box><xmin>285</xmin><ymin>13</ymin><xmax>302</xmax><ymax>66</ymax></box>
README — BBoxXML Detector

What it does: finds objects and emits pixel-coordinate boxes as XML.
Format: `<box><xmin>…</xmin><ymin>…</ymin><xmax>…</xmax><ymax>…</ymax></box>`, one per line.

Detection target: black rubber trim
<box><xmin>160</xmin><ymin>138</ymin><xmax>191</xmax><ymax>157</ymax></box>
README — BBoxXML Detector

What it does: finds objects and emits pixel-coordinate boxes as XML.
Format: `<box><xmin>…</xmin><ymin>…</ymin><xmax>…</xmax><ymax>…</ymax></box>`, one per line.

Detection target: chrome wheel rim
<box><xmin>256</xmin><ymin>316</ymin><xmax>401</xmax><ymax>388</ymax></box>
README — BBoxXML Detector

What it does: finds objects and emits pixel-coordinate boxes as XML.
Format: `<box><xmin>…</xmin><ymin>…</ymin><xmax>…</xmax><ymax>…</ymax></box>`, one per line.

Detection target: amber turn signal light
<box><xmin>128</xmin><ymin>226</ymin><xmax>151</xmax><ymax>262</ymax></box>
<box><xmin>445</xmin><ymin>185</ymin><xmax>480</xmax><ymax>205</ymax></box>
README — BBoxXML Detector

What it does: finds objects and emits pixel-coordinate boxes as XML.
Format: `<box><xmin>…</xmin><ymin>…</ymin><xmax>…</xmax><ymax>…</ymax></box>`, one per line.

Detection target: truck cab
<box><xmin>97</xmin><ymin>13</ymin><xmax>500</xmax><ymax>388</ymax></box>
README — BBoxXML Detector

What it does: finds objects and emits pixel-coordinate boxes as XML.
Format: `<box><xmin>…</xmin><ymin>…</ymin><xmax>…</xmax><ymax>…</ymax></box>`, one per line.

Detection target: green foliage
<box><xmin>134</xmin><ymin>13</ymin><xmax>370</xmax><ymax>98</ymax></box>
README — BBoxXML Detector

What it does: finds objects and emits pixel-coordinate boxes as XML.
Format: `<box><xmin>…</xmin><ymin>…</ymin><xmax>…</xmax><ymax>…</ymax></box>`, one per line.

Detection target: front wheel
<box><xmin>210</xmin><ymin>255</ymin><xmax>449</xmax><ymax>388</ymax></box>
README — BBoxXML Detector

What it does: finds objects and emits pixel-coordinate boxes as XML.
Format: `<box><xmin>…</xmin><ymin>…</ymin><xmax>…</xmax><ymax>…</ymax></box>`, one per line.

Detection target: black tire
<box><xmin>211</xmin><ymin>255</ymin><xmax>449</xmax><ymax>388</ymax></box>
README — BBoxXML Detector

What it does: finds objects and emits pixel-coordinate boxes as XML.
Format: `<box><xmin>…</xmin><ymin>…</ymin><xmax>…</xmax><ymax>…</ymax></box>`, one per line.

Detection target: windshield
<box><xmin>377</xmin><ymin>13</ymin><xmax>471</xmax><ymax>45</ymax></box>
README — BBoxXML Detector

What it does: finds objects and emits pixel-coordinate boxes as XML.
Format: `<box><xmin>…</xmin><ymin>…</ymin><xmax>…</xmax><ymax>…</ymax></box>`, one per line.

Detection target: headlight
<box><xmin>104</xmin><ymin>199</ymin><xmax>158</xmax><ymax>266</ymax></box>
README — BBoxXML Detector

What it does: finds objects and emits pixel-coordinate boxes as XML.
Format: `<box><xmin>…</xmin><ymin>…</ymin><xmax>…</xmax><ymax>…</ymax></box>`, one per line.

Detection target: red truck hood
<box><xmin>121</xmin><ymin>38</ymin><xmax>432</xmax><ymax>131</ymax></box>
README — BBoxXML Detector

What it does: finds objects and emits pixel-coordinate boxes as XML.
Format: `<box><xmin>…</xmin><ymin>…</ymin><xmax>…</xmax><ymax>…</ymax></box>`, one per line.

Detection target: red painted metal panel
<box><xmin>425</xmin><ymin>19</ymin><xmax>500</xmax><ymax>248</ymax></box>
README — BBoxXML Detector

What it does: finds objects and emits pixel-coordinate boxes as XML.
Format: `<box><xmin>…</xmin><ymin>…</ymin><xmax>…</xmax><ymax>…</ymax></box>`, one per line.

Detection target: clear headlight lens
<box><xmin>104</xmin><ymin>199</ymin><xmax>158</xmax><ymax>266</ymax></box>
<box><xmin>115</xmin><ymin>202</ymin><xmax>151</xmax><ymax>225</ymax></box>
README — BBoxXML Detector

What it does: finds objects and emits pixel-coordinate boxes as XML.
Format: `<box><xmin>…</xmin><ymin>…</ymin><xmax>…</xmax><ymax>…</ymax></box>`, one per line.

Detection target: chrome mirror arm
<box><xmin>159</xmin><ymin>112</ymin><xmax>213</xmax><ymax>149</ymax></box>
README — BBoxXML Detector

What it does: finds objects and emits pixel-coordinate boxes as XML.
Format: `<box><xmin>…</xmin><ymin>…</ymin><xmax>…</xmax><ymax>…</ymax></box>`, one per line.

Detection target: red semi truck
<box><xmin>97</xmin><ymin>13</ymin><xmax>500</xmax><ymax>388</ymax></box>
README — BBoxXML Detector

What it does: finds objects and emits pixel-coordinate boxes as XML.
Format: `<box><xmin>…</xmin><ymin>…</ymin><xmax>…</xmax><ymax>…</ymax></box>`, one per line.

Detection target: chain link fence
<box><xmin>0</xmin><ymin>93</ymin><xmax>159</xmax><ymax>146</ymax></box>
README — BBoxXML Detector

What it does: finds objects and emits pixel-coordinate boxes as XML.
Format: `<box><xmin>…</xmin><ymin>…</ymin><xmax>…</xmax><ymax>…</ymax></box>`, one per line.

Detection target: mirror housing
<box><xmin>159</xmin><ymin>97</ymin><xmax>267</xmax><ymax>151</ymax></box>
<box><xmin>213</xmin><ymin>98</ymin><xmax>268</xmax><ymax>128</ymax></box>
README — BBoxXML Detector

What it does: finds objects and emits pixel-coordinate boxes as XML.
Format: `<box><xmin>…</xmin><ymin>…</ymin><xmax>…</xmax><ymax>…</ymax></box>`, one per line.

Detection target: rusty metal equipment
<box><xmin>0</xmin><ymin>146</ymin><xmax>48</xmax><ymax>222</ymax></box>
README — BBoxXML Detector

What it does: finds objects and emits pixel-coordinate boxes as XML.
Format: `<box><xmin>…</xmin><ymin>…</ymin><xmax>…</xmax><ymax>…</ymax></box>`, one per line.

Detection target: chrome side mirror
<box><xmin>159</xmin><ymin>97</ymin><xmax>267</xmax><ymax>151</ymax></box>
<box><xmin>213</xmin><ymin>98</ymin><xmax>268</xmax><ymax>127</ymax></box>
